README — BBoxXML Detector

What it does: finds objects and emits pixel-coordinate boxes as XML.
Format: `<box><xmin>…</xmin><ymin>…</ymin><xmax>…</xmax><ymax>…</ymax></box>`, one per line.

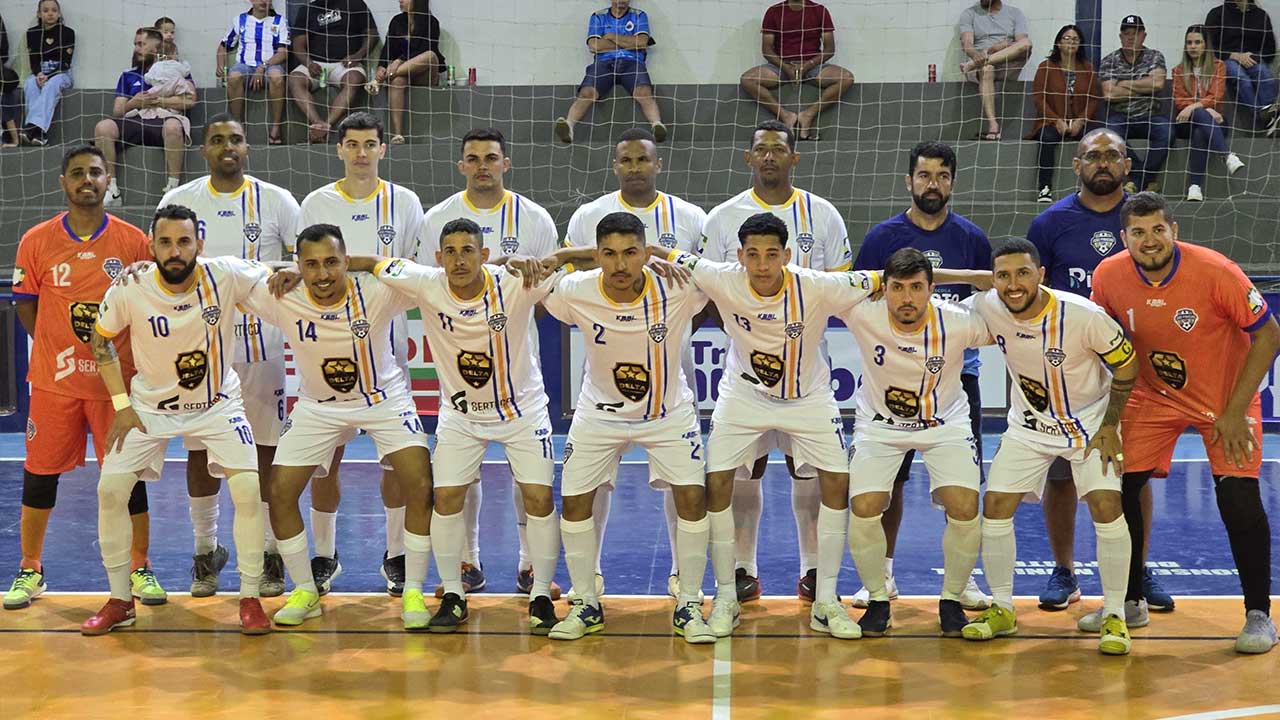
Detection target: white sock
<box><xmin>982</xmin><ymin>517</ymin><xmax>1016</xmax><ymax>611</ymax></box>
<box><xmin>431</xmin><ymin>510</ymin><xmax>466</xmax><ymax>597</ymax></box>
<box><xmin>526</xmin><ymin>511</ymin><xmax>560</xmax><ymax>599</ymax></box>
<box><xmin>464</xmin><ymin>481</ymin><xmax>482</xmax><ymax>564</ymax></box>
<box><xmin>98</xmin><ymin>474</ymin><xmax>137</xmax><ymax>601</ymax></box>
<box><xmin>262</xmin><ymin>501</ymin><xmax>278</xmax><ymax>553</ymax></box>
<box><xmin>311</xmin><ymin>509</ymin><xmax>337</xmax><ymax>559</ymax></box>
<box><xmin>816</xmin><ymin>503</ymin><xmax>846</xmax><ymax>604</ymax></box>
<box><xmin>1095</xmin><ymin>517</ymin><xmax>1132</xmax><ymax>619</ymax></box>
<box><xmin>189</xmin><ymin>493</ymin><xmax>219</xmax><ymax>555</ymax></box>
<box><xmin>562</xmin><ymin>517</ymin><xmax>598</xmax><ymax>605</ymax></box>
<box><xmin>733</xmin><ymin>476</ymin><xmax>763</xmax><ymax>576</ymax></box>
<box><xmin>848</xmin><ymin>513</ymin><xmax>889</xmax><ymax>601</ymax></box>
<box><xmin>707</xmin><ymin>507</ymin><xmax>735</xmax><ymax>599</ymax></box>
<box><xmin>792</xmin><ymin>475</ymin><xmax>821</xmax><ymax>574</ymax></box>
<box><xmin>227</xmin><ymin>472</ymin><xmax>265</xmax><ymax>598</ymax></box>
<box><xmin>277</xmin><ymin>530</ymin><xmax>316</xmax><ymax>594</ymax></box>
<box><xmin>885</xmin><ymin>557</ymin><xmax>895</xmax><ymax>578</ymax></box>
<box><xmin>941</xmin><ymin>515</ymin><xmax>981</xmax><ymax>601</ymax></box>
<box><xmin>403</xmin><ymin>530</ymin><xmax>431</xmax><ymax>594</ymax></box>
<box><xmin>663</xmin><ymin>490</ymin><xmax>680</xmax><ymax>576</ymax></box>
<box><xmin>513</xmin><ymin>479</ymin><xmax>531</xmax><ymax>570</ymax></box>
<box><xmin>385</xmin><ymin>505</ymin><xmax>405</xmax><ymax>558</ymax></box>
<box><xmin>592</xmin><ymin>488</ymin><xmax>612</xmax><ymax>574</ymax></box>
<box><xmin>676</xmin><ymin>516</ymin><xmax>710</xmax><ymax>606</ymax></box>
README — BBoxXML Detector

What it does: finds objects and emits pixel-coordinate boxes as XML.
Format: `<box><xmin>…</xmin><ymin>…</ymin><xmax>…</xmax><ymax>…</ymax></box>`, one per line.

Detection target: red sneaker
<box><xmin>81</xmin><ymin>598</ymin><xmax>136</xmax><ymax>636</ymax></box>
<box><xmin>239</xmin><ymin>597</ymin><xmax>272</xmax><ymax>635</ymax></box>
<box><xmin>797</xmin><ymin>568</ymin><xmax>817</xmax><ymax>603</ymax></box>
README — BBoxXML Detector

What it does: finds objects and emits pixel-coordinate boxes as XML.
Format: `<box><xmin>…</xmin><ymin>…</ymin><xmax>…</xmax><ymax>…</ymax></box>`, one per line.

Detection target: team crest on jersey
<box><xmin>321</xmin><ymin>357</ymin><xmax>358</xmax><ymax>393</ymax></box>
<box><xmin>487</xmin><ymin>313</ymin><xmax>508</xmax><ymax>333</ymax></box>
<box><xmin>1090</xmin><ymin>231</ymin><xmax>1117</xmax><ymax>256</ymax></box>
<box><xmin>500</xmin><ymin>236</ymin><xmax>519</xmax><ymax>254</ymax></box>
<box><xmin>884</xmin><ymin>386</ymin><xmax>921</xmax><ymax>418</ymax></box>
<box><xmin>1247</xmin><ymin>286</ymin><xmax>1266</xmax><ymax>316</ymax></box>
<box><xmin>613</xmin><ymin>362</ymin><xmax>651</xmax><ymax>401</ymax></box>
<box><xmin>658</xmin><ymin>232</ymin><xmax>677</xmax><ymax>249</ymax></box>
<box><xmin>68</xmin><ymin>301</ymin><xmax>100</xmax><ymax>343</ymax></box>
<box><xmin>923</xmin><ymin>250</ymin><xmax>944</xmax><ymax>268</ymax></box>
<box><xmin>202</xmin><ymin>306</ymin><xmax>221</xmax><ymax>326</ymax></box>
<box><xmin>784</xmin><ymin>322</ymin><xmax>804</xmax><ymax>339</ymax></box>
<box><xmin>1044</xmin><ymin>347</ymin><xmax>1066</xmax><ymax>367</ymax></box>
<box><xmin>925</xmin><ymin>355</ymin><xmax>945</xmax><ymax>374</ymax></box>
<box><xmin>243</xmin><ymin>223</ymin><xmax>261</xmax><ymax>244</ymax></box>
<box><xmin>175</xmin><ymin>351</ymin><xmax>209</xmax><ymax>390</ymax></box>
<box><xmin>750</xmin><ymin>351</ymin><xmax>784</xmax><ymax>387</ymax></box>
<box><xmin>796</xmin><ymin>232</ymin><xmax>815</xmax><ymax>253</ymax></box>
<box><xmin>350</xmin><ymin>319</ymin><xmax>371</xmax><ymax>338</ymax></box>
<box><xmin>1173</xmin><ymin>308</ymin><xmax>1198</xmax><ymax>332</ymax></box>
<box><xmin>1149</xmin><ymin>351</ymin><xmax>1187</xmax><ymax>390</ymax></box>
<box><xmin>26</xmin><ymin>418</ymin><xmax>35</xmax><ymax>441</ymax></box>
<box><xmin>102</xmin><ymin>257</ymin><xmax>124</xmax><ymax>280</ymax></box>
<box><xmin>648</xmin><ymin>323</ymin><xmax>668</xmax><ymax>343</ymax></box>
<box><xmin>457</xmin><ymin>351</ymin><xmax>494</xmax><ymax>389</ymax></box>
<box><xmin>12</xmin><ymin>266</ymin><xmax>25</xmax><ymax>286</ymax></box>
<box><xmin>377</xmin><ymin>225</ymin><xmax>397</xmax><ymax>246</ymax></box>
<box><xmin>1018</xmin><ymin>375</ymin><xmax>1049</xmax><ymax>413</ymax></box>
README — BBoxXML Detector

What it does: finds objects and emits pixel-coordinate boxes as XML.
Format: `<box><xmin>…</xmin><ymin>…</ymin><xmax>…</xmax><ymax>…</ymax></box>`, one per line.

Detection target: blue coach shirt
<box><xmin>588</xmin><ymin>7</ymin><xmax>650</xmax><ymax>63</ymax></box>
<box><xmin>114</xmin><ymin>68</ymin><xmax>151</xmax><ymax>98</ymax></box>
<box><xmin>1026</xmin><ymin>192</ymin><xmax>1127</xmax><ymax>296</ymax></box>
<box><xmin>855</xmin><ymin>211</ymin><xmax>993</xmax><ymax>376</ymax></box>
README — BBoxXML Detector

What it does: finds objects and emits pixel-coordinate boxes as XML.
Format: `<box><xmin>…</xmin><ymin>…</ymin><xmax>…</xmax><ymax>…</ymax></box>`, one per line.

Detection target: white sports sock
<box><xmin>816</xmin><ymin>503</ymin><xmax>846</xmax><ymax>605</ymax></box>
<box><xmin>792</xmin><ymin>475</ymin><xmax>821</xmax><ymax>574</ymax></box>
<box><xmin>562</xmin><ymin>517</ymin><xmax>598</xmax><ymax>605</ymax></box>
<box><xmin>463</xmin><ymin>481</ymin><xmax>482</xmax><ymax>564</ymax></box>
<box><xmin>733</xmin><ymin>476</ymin><xmax>763</xmax><ymax>576</ymax></box>
<box><xmin>1094</xmin><ymin>516</ymin><xmax>1132</xmax><ymax>619</ymax></box>
<box><xmin>98</xmin><ymin>474</ymin><xmax>137</xmax><ymax>601</ymax></box>
<box><xmin>431</xmin><ymin>510</ymin><xmax>466</xmax><ymax>597</ymax></box>
<box><xmin>512</xmin><ymin>479</ymin><xmax>531</xmax><ymax>570</ymax></box>
<box><xmin>311</xmin><ymin>509</ymin><xmax>337</xmax><ymax>559</ymax></box>
<box><xmin>526</xmin><ymin>511</ymin><xmax>560</xmax><ymax>600</ymax></box>
<box><xmin>982</xmin><ymin>517</ymin><xmax>1016</xmax><ymax>611</ymax></box>
<box><xmin>403</xmin><ymin>530</ymin><xmax>431</xmax><ymax>594</ymax></box>
<box><xmin>227</xmin><ymin>472</ymin><xmax>265</xmax><ymax>598</ymax></box>
<box><xmin>262</xmin><ymin>501</ymin><xmax>278</xmax><ymax>553</ymax></box>
<box><xmin>885</xmin><ymin>557</ymin><xmax>895</xmax><ymax>577</ymax></box>
<box><xmin>385</xmin><ymin>506</ymin><xmax>406</xmax><ymax>558</ymax></box>
<box><xmin>848</xmin><ymin>513</ymin><xmax>889</xmax><ymax>601</ymax></box>
<box><xmin>592</xmin><ymin>488</ymin><xmax>612</xmax><ymax>574</ymax></box>
<box><xmin>707</xmin><ymin>508</ymin><xmax>735</xmax><ymax>599</ymax></box>
<box><xmin>189</xmin><ymin>493</ymin><xmax>219</xmax><ymax>555</ymax></box>
<box><xmin>277</xmin><ymin>530</ymin><xmax>316</xmax><ymax>594</ymax></box>
<box><xmin>663</xmin><ymin>490</ymin><xmax>680</xmax><ymax>576</ymax></box>
<box><xmin>940</xmin><ymin>515</ymin><xmax>981</xmax><ymax>601</ymax></box>
<box><xmin>676</xmin><ymin>516</ymin><xmax>710</xmax><ymax>606</ymax></box>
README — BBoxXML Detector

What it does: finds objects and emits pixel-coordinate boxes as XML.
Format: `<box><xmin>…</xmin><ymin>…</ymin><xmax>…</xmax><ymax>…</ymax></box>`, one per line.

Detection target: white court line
<box><xmin>1155</xmin><ymin>706</ymin><xmax>1280</xmax><ymax>720</ymax></box>
<box><xmin>712</xmin><ymin>637</ymin><xmax>732</xmax><ymax>720</ymax></box>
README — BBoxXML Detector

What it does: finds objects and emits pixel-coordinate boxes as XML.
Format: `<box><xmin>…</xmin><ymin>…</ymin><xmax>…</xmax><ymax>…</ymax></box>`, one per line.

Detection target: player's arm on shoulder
<box><xmin>817</xmin><ymin>268</ymin><xmax>882</xmax><ymax>313</ymax></box>
<box><xmin>547</xmin><ymin>245</ymin><xmax>597</xmax><ymax>272</ymax></box>
<box><xmin>934</xmin><ymin>268</ymin><xmax>993</xmax><ymax>291</ymax></box>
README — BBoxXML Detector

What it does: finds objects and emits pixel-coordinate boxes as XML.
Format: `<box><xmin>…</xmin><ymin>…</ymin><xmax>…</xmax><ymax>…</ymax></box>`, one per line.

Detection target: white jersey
<box><xmin>160</xmin><ymin>175</ymin><xmax>300</xmax><ymax>364</ymax></box>
<box><xmin>421</xmin><ymin>190</ymin><xmax>558</xmax><ymax>262</ymax></box>
<box><xmin>565</xmin><ymin>191</ymin><xmax>705</xmax><ymax>253</ymax></box>
<box><xmin>701</xmin><ymin>188</ymin><xmax>851</xmax><ymax>271</ymax></box>
<box><xmin>543</xmin><ymin>268</ymin><xmax>707</xmax><ymax>421</ymax></box>
<box><xmin>842</xmin><ymin>297</ymin><xmax>990</xmax><ymax>431</ymax></box>
<box><xmin>242</xmin><ymin>273</ymin><xmax>416</xmax><ymax>407</ymax></box>
<box><xmin>373</xmin><ymin>258</ymin><xmax>555</xmax><ymax>423</ymax></box>
<box><xmin>969</xmin><ymin>288</ymin><xmax>1134</xmax><ymax>449</ymax></box>
<box><xmin>96</xmin><ymin>257</ymin><xmax>268</xmax><ymax>414</ymax></box>
<box><xmin>670</xmin><ymin>250</ymin><xmax>879</xmax><ymax>400</ymax></box>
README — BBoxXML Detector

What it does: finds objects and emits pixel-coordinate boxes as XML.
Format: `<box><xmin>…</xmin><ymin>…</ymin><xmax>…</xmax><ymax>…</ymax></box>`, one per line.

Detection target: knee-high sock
<box><xmin>816</xmin><ymin>503</ymin><xmax>846</xmax><ymax>604</ymax></box>
<box><xmin>733</xmin><ymin>477</ymin><xmax>763</xmax><ymax>576</ymax></box>
<box><xmin>1094</xmin><ymin>517</ymin><xmax>1131</xmax><ymax>619</ymax></box>
<box><xmin>592</xmin><ymin>488</ymin><xmax>612</xmax><ymax>574</ymax></box>
<box><xmin>431</xmin><ymin>510</ymin><xmax>466</xmax><ymax>597</ymax></box>
<box><xmin>708</xmin><ymin>507</ymin><xmax>735</xmax><ymax>600</ymax></box>
<box><xmin>940</xmin><ymin>515</ymin><xmax>981</xmax><ymax>601</ymax></box>
<box><xmin>98</xmin><ymin>474</ymin><xmax>137</xmax><ymax>601</ymax></box>
<box><xmin>512</xmin><ymin>478</ymin><xmax>531</xmax><ymax>570</ymax></box>
<box><xmin>664</xmin><ymin>490</ymin><xmax>680</xmax><ymax>575</ymax></box>
<box><xmin>562</xmin><ymin>517</ymin><xmax>598</xmax><ymax>606</ymax></box>
<box><xmin>189</xmin><ymin>493</ymin><xmax>219</xmax><ymax>555</ymax></box>
<box><xmin>526</xmin><ymin>511</ymin><xmax>560</xmax><ymax>599</ymax></box>
<box><xmin>1121</xmin><ymin>473</ymin><xmax>1148</xmax><ymax>602</ymax></box>
<box><xmin>464</xmin><ymin>481</ymin><xmax>482</xmax><ymax>564</ymax></box>
<box><xmin>385</xmin><ymin>506</ymin><xmax>405</xmax><ymax>558</ymax></box>
<box><xmin>1215</xmin><ymin>476</ymin><xmax>1273</xmax><ymax>614</ymax></box>
<box><xmin>277</xmin><ymin>530</ymin><xmax>316</xmax><ymax>594</ymax></box>
<box><xmin>311</xmin><ymin>509</ymin><xmax>337</xmax><ymax>559</ymax></box>
<box><xmin>792</xmin><ymin>475</ymin><xmax>822</xmax><ymax>574</ymax></box>
<box><xmin>262</xmin><ymin>501</ymin><xmax>278</xmax><ymax>553</ymax></box>
<box><xmin>848</xmin><ymin>513</ymin><xmax>889</xmax><ymax>602</ymax></box>
<box><xmin>227</xmin><ymin>472</ymin><xmax>265</xmax><ymax>598</ymax></box>
<box><xmin>403</xmin><ymin>530</ymin><xmax>431</xmax><ymax>594</ymax></box>
<box><xmin>676</xmin><ymin>516</ymin><xmax>710</xmax><ymax>606</ymax></box>
<box><xmin>982</xmin><ymin>517</ymin><xmax>1016</xmax><ymax>611</ymax></box>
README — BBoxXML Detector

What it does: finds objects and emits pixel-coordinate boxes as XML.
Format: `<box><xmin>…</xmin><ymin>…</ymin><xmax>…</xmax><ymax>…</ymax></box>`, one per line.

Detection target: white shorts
<box><xmin>432</xmin><ymin>408</ymin><xmax>555</xmax><ymax>489</ymax></box>
<box><xmin>848</xmin><ymin>420</ymin><xmax>981</xmax><ymax>499</ymax></box>
<box><xmin>275</xmin><ymin>395</ymin><xmax>428</xmax><ymax>478</ymax></box>
<box><xmin>562</xmin><ymin>404</ymin><xmax>705</xmax><ymax>497</ymax></box>
<box><xmin>987</xmin><ymin>433</ymin><xmax>1121</xmax><ymax>502</ymax></box>
<box><xmin>291</xmin><ymin>60</ymin><xmax>366</xmax><ymax>89</ymax></box>
<box><xmin>184</xmin><ymin>359</ymin><xmax>285</xmax><ymax>452</ymax></box>
<box><xmin>709</xmin><ymin>388</ymin><xmax>846</xmax><ymax>474</ymax></box>
<box><xmin>101</xmin><ymin>396</ymin><xmax>257</xmax><ymax>481</ymax></box>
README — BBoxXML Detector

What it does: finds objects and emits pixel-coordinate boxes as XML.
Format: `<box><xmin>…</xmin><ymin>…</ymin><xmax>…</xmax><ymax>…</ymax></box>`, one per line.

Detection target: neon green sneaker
<box><xmin>4</xmin><ymin>568</ymin><xmax>46</xmax><ymax>610</ymax></box>
<box><xmin>402</xmin><ymin>589</ymin><xmax>430</xmax><ymax>632</ymax></box>
<box><xmin>273</xmin><ymin>589</ymin><xmax>322</xmax><ymax>626</ymax></box>
<box><xmin>1099</xmin><ymin>613</ymin><xmax>1132</xmax><ymax>655</ymax></box>
<box><xmin>130</xmin><ymin>568</ymin><xmax>168</xmax><ymax>606</ymax></box>
<box><xmin>962</xmin><ymin>604</ymin><xmax>1018</xmax><ymax>641</ymax></box>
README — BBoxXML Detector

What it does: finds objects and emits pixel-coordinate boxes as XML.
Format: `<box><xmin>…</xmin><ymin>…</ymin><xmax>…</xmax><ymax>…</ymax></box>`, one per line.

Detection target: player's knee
<box><xmin>161</xmin><ymin>119</ymin><xmax>183</xmax><ymax>137</ymax></box>
<box><xmin>226</xmin><ymin>471</ymin><xmax>262</xmax><ymax>507</ymax></box>
<box><xmin>850</xmin><ymin>493</ymin><xmax>883</xmax><ymax>518</ymax></box>
<box><xmin>1083</xmin><ymin>489</ymin><xmax>1122</xmax><ymax>522</ymax></box>
<box><xmin>94</xmin><ymin>118</ymin><xmax>117</xmax><ymax>139</ymax></box>
<box><xmin>1215</xmin><ymin>475</ymin><xmax>1268</xmax><ymax>526</ymax></box>
<box><xmin>947</xmin><ymin>496</ymin><xmax>980</xmax><ymax>522</ymax></box>
<box><xmin>126</xmin><ymin>480</ymin><xmax>149</xmax><ymax>515</ymax></box>
<box><xmin>577</xmin><ymin>87</ymin><xmax>598</xmax><ymax>101</ymax></box>
<box><xmin>98</xmin><ymin>474</ymin><xmax>135</xmax><ymax>509</ymax></box>
<box><xmin>519</xmin><ymin>484</ymin><xmax>554</xmax><ymax>516</ymax></box>
<box><xmin>21</xmin><ymin>471</ymin><xmax>59</xmax><ymax>510</ymax></box>
<box><xmin>434</xmin><ymin>486</ymin><xmax>466</xmax><ymax>515</ymax></box>
<box><xmin>981</xmin><ymin>492</ymin><xmax>1019</xmax><ymax>520</ymax></box>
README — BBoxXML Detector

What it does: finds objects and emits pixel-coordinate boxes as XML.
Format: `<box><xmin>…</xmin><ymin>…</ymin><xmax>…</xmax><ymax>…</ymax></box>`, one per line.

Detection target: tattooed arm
<box><xmin>1085</xmin><ymin>355</ymin><xmax>1138</xmax><ymax>476</ymax></box>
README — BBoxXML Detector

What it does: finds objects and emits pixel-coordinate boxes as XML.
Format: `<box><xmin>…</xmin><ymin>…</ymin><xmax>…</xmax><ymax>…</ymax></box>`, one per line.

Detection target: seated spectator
<box><xmin>154</xmin><ymin>16</ymin><xmax>176</xmax><ymax>47</ymax></box>
<box><xmin>289</xmin><ymin>0</ymin><xmax>377</xmax><ymax>144</ymax></box>
<box><xmin>958</xmin><ymin>0</ymin><xmax>1032</xmax><ymax>141</ymax></box>
<box><xmin>22</xmin><ymin>0</ymin><xmax>74</xmax><ymax>146</ymax></box>
<box><xmin>217</xmin><ymin>0</ymin><xmax>290</xmax><ymax>145</ymax></box>
<box><xmin>0</xmin><ymin>12</ymin><xmax>21</xmax><ymax>148</ymax></box>
<box><xmin>1174</xmin><ymin>25</ymin><xmax>1246</xmax><ymax>201</ymax></box>
<box><xmin>739</xmin><ymin>0</ymin><xmax>854</xmax><ymax>141</ymax></box>
<box><xmin>1099</xmin><ymin>15</ymin><xmax>1170</xmax><ymax>193</ymax></box>
<box><xmin>374</xmin><ymin>0</ymin><xmax>444</xmax><ymax>145</ymax></box>
<box><xmin>555</xmin><ymin>1</ymin><xmax>666</xmax><ymax>145</ymax></box>
<box><xmin>1205</xmin><ymin>0</ymin><xmax>1279</xmax><ymax>133</ymax></box>
<box><xmin>1028</xmin><ymin>24</ymin><xmax>1101</xmax><ymax>202</ymax></box>
<box><xmin>93</xmin><ymin>27</ymin><xmax>195</xmax><ymax>205</ymax></box>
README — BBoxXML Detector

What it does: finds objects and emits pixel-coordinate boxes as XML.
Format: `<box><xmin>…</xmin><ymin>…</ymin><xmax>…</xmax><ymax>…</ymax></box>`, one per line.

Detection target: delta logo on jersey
<box><xmin>500</xmin><ymin>236</ymin><xmax>519</xmax><ymax>254</ymax></box>
<box><xmin>923</xmin><ymin>250</ymin><xmax>943</xmax><ymax>268</ymax></box>
<box><xmin>377</xmin><ymin>225</ymin><xmax>396</xmax><ymax>246</ymax></box>
<box><xmin>796</xmin><ymin>232</ymin><xmax>815</xmax><ymax>253</ymax></box>
<box><xmin>1174</xmin><ymin>308</ymin><xmax>1198</xmax><ymax>332</ymax></box>
<box><xmin>1044</xmin><ymin>347</ymin><xmax>1066</xmax><ymax>367</ymax></box>
<box><xmin>1090</xmin><ymin>231</ymin><xmax>1117</xmax><ymax>256</ymax></box>
<box><xmin>102</xmin><ymin>257</ymin><xmax>123</xmax><ymax>280</ymax></box>
<box><xmin>350</xmin><ymin>319</ymin><xmax>370</xmax><ymax>339</ymax></box>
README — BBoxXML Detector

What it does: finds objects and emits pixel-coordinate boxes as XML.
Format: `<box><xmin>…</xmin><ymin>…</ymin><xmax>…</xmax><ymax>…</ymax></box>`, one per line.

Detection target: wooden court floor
<box><xmin>1</xmin><ymin>595</ymin><xmax>1278</xmax><ymax>720</ymax></box>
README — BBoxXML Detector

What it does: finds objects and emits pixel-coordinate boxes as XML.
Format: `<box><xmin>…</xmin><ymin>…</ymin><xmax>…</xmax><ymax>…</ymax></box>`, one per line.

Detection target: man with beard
<box><xmin>6</xmin><ymin>145</ymin><xmax>162</xmax><ymax>611</ymax></box>
<box><xmin>159</xmin><ymin>113</ymin><xmax>301</xmax><ymax>600</ymax></box>
<box><xmin>93</xmin><ymin>27</ymin><xmax>195</xmax><ymax>207</ymax></box>
<box><xmin>850</xmin><ymin>141</ymin><xmax>991</xmax><ymax>611</ymax></box>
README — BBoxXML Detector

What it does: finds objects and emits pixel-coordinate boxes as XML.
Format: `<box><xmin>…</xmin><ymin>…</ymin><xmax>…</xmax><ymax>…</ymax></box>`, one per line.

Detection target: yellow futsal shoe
<box><xmin>402</xmin><ymin>589</ymin><xmax>430</xmax><ymax>632</ymax></box>
<box><xmin>1099</xmin><ymin>613</ymin><xmax>1132</xmax><ymax>655</ymax></box>
<box><xmin>130</xmin><ymin>568</ymin><xmax>168</xmax><ymax>606</ymax></box>
<box><xmin>273</xmin><ymin>589</ymin><xmax>322</xmax><ymax>626</ymax></box>
<box><xmin>962</xmin><ymin>604</ymin><xmax>1018</xmax><ymax>641</ymax></box>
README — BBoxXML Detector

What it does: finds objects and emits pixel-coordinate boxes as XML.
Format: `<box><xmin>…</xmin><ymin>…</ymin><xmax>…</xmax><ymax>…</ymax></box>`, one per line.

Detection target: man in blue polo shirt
<box><xmin>850</xmin><ymin>140</ymin><xmax>992</xmax><ymax>611</ymax></box>
<box><xmin>555</xmin><ymin>1</ymin><xmax>667</xmax><ymax>145</ymax></box>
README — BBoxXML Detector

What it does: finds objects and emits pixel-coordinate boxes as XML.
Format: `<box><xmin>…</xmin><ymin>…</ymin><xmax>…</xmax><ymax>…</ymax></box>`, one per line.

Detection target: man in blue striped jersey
<box><xmin>217</xmin><ymin>0</ymin><xmax>290</xmax><ymax>145</ymax></box>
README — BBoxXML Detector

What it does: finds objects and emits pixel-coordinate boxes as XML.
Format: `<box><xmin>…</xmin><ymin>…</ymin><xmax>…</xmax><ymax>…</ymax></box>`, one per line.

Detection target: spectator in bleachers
<box><xmin>289</xmin><ymin>0</ymin><xmax>377</xmax><ymax>144</ymax></box>
<box><xmin>375</xmin><ymin>0</ymin><xmax>444</xmax><ymax>145</ymax></box>
<box><xmin>1174</xmin><ymin>25</ymin><xmax>1246</xmax><ymax>202</ymax></box>
<box><xmin>217</xmin><ymin>0</ymin><xmax>290</xmax><ymax>145</ymax></box>
<box><xmin>554</xmin><ymin>1</ymin><xmax>666</xmax><ymax>145</ymax></box>
<box><xmin>739</xmin><ymin>0</ymin><xmax>854</xmax><ymax>141</ymax></box>
<box><xmin>1099</xmin><ymin>15</ymin><xmax>1170</xmax><ymax>193</ymax></box>
<box><xmin>21</xmin><ymin>0</ymin><xmax>73</xmax><ymax>147</ymax></box>
<box><xmin>958</xmin><ymin>0</ymin><xmax>1032</xmax><ymax>141</ymax></box>
<box><xmin>154</xmin><ymin>16</ymin><xmax>176</xmax><ymax>48</ymax></box>
<box><xmin>0</xmin><ymin>12</ymin><xmax>21</xmax><ymax>148</ymax></box>
<box><xmin>1029</xmin><ymin>24</ymin><xmax>1101</xmax><ymax>203</ymax></box>
<box><xmin>1205</xmin><ymin>0</ymin><xmax>1279</xmax><ymax>133</ymax></box>
<box><xmin>93</xmin><ymin>26</ymin><xmax>196</xmax><ymax>206</ymax></box>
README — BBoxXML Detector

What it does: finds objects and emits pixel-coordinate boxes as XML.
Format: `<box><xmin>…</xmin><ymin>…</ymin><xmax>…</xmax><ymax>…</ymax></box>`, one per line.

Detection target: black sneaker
<box><xmin>938</xmin><ymin>599</ymin><xmax>968</xmax><ymax>638</ymax></box>
<box><xmin>735</xmin><ymin>568</ymin><xmax>762</xmax><ymax>603</ymax></box>
<box><xmin>27</xmin><ymin>127</ymin><xmax>46</xmax><ymax>147</ymax></box>
<box><xmin>529</xmin><ymin>595</ymin><xmax>558</xmax><ymax>635</ymax></box>
<box><xmin>381</xmin><ymin>552</ymin><xmax>406</xmax><ymax>597</ymax></box>
<box><xmin>311</xmin><ymin>554</ymin><xmax>342</xmax><ymax>596</ymax></box>
<box><xmin>858</xmin><ymin>600</ymin><xmax>892</xmax><ymax>637</ymax></box>
<box><xmin>428</xmin><ymin>592</ymin><xmax>468</xmax><ymax>633</ymax></box>
<box><xmin>189</xmin><ymin>545</ymin><xmax>230</xmax><ymax>597</ymax></box>
<box><xmin>261</xmin><ymin>552</ymin><xmax>285</xmax><ymax>598</ymax></box>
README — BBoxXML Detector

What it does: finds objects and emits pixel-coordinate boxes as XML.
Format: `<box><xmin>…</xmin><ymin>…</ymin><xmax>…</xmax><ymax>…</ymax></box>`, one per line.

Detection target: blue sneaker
<box><xmin>1143</xmin><ymin>566</ymin><xmax>1175</xmax><ymax>612</ymax></box>
<box><xmin>1038</xmin><ymin>567</ymin><xmax>1081</xmax><ymax>610</ymax></box>
<box><xmin>549</xmin><ymin>599</ymin><xmax>604</xmax><ymax>640</ymax></box>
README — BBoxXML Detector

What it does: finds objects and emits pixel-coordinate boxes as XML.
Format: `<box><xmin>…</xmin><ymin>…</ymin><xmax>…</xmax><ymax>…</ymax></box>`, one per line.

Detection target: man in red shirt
<box><xmin>5</xmin><ymin>145</ymin><xmax>166</xmax><ymax>611</ymax></box>
<box><xmin>1089</xmin><ymin>192</ymin><xmax>1279</xmax><ymax>654</ymax></box>
<box><xmin>740</xmin><ymin>0</ymin><xmax>854</xmax><ymax>140</ymax></box>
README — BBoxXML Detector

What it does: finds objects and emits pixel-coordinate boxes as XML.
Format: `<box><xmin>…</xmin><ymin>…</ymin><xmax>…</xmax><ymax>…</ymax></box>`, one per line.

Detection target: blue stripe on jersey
<box><xmin>793</xmin><ymin>280</ymin><xmax>805</xmax><ymax>398</ymax></box>
<box><xmin>643</xmin><ymin>293</ymin><xmax>654</xmax><ymax>419</ymax></box>
<box><xmin>494</xmin><ymin>280</ymin><xmax>520</xmax><ymax>418</ymax></box>
<box><xmin>202</xmin><ymin>268</ymin><xmax>225</xmax><ymax>406</ymax></box>
<box><xmin>253</xmin><ymin>15</ymin><xmax>264</xmax><ymax>65</ymax></box>
<box><xmin>483</xmin><ymin>291</ymin><xmax>506</xmax><ymax>421</ymax></box>
<box><xmin>353</xmin><ymin>279</ymin><xmax>384</xmax><ymax>404</ymax></box>
<box><xmin>655</xmin><ymin>276</ymin><xmax>669</xmax><ymax>416</ymax></box>
<box><xmin>237</xmin><ymin>14</ymin><xmax>247</xmax><ymax>65</ymax></box>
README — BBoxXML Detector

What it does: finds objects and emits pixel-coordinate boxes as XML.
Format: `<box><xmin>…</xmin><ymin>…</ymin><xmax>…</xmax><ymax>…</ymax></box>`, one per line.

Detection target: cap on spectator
<box><xmin>1120</xmin><ymin>15</ymin><xmax>1145</xmax><ymax>31</ymax></box>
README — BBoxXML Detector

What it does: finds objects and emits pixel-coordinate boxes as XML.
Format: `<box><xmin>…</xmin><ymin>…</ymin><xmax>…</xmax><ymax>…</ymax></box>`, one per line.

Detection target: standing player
<box><xmin>851</xmin><ymin>141</ymin><xmax>991</xmax><ymax>611</ymax></box>
<box><xmin>298</xmin><ymin>111</ymin><xmax>425</xmax><ymax>596</ymax></box>
<box><xmin>1088</xmin><ymin>192</ymin><xmax>1279</xmax><ymax>654</ymax></box>
<box><xmin>6</xmin><ymin>145</ymin><xmax>163</xmax><ymax>611</ymax></box>
<box><xmin>159</xmin><ymin>113</ymin><xmax>300</xmax><ymax>599</ymax></box>
<box><xmin>541</xmin><ymin>212</ymin><xmax>713</xmax><ymax>643</ymax></box>
<box><xmin>419</xmin><ymin>127</ymin><xmax>559</xmax><ymax>597</ymax></box>
<box><xmin>82</xmin><ymin>205</ymin><xmax>270</xmax><ymax>635</ymax></box>
<box><xmin>700</xmin><ymin>119</ymin><xmax>852</xmax><ymax>604</ymax></box>
<box><xmin>961</xmin><ymin>239</ymin><xmax>1137</xmax><ymax>656</ymax></box>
